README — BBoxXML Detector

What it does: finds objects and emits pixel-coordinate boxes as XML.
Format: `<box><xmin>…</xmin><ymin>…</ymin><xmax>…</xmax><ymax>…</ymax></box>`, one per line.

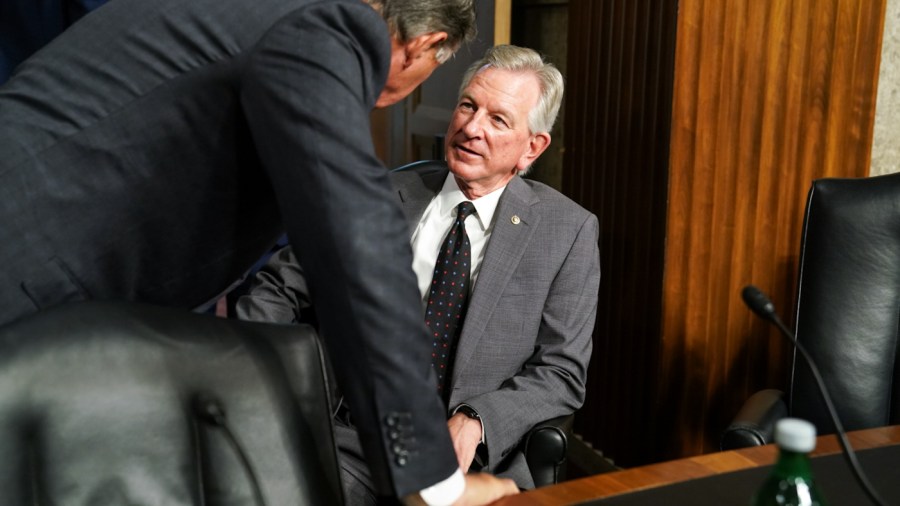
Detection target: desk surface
<box><xmin>498</xmin><ymin>425</ymin><xmax>900</xmax><ymax>505</ymax></box>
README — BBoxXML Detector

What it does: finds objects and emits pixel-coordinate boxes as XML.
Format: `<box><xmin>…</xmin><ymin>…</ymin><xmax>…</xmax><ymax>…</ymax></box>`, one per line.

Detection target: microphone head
<box><xmin>742</xmin><ymin>285</ymin><xmax>777</xmax><ymax>321</ymax></box>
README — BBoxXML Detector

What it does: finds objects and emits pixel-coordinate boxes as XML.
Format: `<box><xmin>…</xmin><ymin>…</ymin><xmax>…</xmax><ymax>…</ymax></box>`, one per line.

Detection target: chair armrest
<box><xmin>720</xmin><ymin>389</ymin><xmax>787</xmax><ymax>450</ymax></box>
<box><xmin>524</xmin><ymin>414</ymin><xmax>573</xmax><ymax>487</ymax></box>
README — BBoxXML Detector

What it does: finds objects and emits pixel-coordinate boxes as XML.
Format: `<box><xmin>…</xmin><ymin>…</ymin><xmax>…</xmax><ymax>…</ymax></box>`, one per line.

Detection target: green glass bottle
<box><xmin>752</xmin><ymin>418</ymin><xmax>827</xmax><ymax>506</ymax></box>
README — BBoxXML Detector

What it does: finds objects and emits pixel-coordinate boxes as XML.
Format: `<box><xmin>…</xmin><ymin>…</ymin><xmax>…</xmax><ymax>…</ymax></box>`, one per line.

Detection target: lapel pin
<box><xmin>511</xmin><ymin>215</ymin><xmax>521</xmax><ymax>225</ymax></box>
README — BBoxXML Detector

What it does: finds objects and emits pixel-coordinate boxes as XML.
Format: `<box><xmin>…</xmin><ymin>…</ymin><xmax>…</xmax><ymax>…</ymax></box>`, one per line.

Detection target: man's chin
<box><xmin>447</xmin><ymin>160</ymin><xmax>480</xmax><ymax>179</ymax></box>
<box><xmin>375</xmin><ymin>92</ymin><xmax>400</xmax><ymax>108</ymax></box>
<box><xmin>375</xmin><ymin>85</ymin><xmax>414</xmax><ymax>108</ymax></box>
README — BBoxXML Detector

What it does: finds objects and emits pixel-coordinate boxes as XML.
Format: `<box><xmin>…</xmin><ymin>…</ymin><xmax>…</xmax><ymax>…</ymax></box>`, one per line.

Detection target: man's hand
<box><xmin>456</xmin><ymin>473</ymin><xmax>518</xmax><ymax>505</ymax></box>
<box><xmin>447</xmin><ymin>412</ymin><xmax>483</xmax><ymax>473</ymax></box>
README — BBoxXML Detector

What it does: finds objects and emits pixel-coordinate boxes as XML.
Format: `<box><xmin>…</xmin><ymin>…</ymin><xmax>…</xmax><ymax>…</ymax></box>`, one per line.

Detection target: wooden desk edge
<box><xmin>496</xmin><ymin>425</ymin><xmax>900</xmax><ymax>505</ymax></box>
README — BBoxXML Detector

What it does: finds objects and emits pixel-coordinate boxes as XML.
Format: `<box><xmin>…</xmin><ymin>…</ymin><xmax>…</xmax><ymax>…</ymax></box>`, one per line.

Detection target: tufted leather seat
<box><xmin>722</xmin><ymin>172</ymin><xmax>900</xmax><ymax>450</ymax></box>
<box><xmin>0</xmin><ymin>300</ymin><xmax>341</xmax><ymax>505</ymax></box>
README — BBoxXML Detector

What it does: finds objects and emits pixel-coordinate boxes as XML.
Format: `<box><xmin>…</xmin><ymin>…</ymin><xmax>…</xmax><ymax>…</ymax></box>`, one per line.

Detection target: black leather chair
<box><xmin>523</xmin><ymin>414</ymin><xmax>573</xmax><ymax>486</ymax></box>
<box><xmin>0</xmin><ymin>301</ymin><xmax>341</xmax><ymax>505</ymax></box>
<box><xmin>722</xmin><ymin>173</ymin><xmax>900</xmax><ymax>450</ymax></box>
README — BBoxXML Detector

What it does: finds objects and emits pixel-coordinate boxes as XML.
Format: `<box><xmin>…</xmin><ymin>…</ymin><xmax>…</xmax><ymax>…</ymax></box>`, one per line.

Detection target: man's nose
<box><xmin>462</xmin><ymin>112</ymin><xmax>485</xmax><ymax>137</ymax></box>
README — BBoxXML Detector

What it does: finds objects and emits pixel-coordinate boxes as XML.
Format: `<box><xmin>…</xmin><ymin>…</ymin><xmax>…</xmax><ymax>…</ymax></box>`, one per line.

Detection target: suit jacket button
<box><xmin>396</xmin><ymin>455</ymin><xmax>408</xmax><ymax>466</ymax></box>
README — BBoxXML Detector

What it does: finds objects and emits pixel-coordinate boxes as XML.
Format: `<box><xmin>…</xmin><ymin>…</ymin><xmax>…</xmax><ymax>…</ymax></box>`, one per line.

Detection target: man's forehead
<box><xmin>464</xmin><ymin>68</ymin><xmax>539</xmax><ymax>109</ymax></box>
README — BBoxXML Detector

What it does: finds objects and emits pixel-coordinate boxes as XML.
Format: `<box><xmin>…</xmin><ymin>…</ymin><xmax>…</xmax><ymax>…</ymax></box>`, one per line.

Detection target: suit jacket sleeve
<box><xmin>465</xmin><ymin>212</ymin><xmax>600</xmax><ymax>469</ymax></box>
<box><xmin>234</xmin><ymin>246</ymin><xmax>311</xmax><ymax>325</ymax></box>
<box><xmin>238</xmin><ymin>2</ymin><xmax>456</xmax><ymax>497</ymax></box>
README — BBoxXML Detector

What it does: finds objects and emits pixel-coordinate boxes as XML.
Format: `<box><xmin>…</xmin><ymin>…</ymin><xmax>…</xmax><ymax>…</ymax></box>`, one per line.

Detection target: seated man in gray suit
<box><xmin>237</xmin><ymin>45</ymin><xmax>601</xmax><ymax>503</ymax></box>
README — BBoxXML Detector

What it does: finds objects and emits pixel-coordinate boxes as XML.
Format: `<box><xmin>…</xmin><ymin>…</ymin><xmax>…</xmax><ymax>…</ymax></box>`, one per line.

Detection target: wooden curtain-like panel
<box><xmin>662</xmin><ymin>0</ymin><xmax>885</xmax><ymax>458</ymax></box>
<box><xmin>563</xmin><ymin>0</ymin><xmax>678</xmax><ymax>466</ymax></box>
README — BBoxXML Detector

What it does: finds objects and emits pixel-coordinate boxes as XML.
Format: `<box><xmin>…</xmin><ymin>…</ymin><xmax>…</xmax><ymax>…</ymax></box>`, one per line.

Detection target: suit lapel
<box><xmin>451</xmin><ymin>176</ymin><xmax>541</xmax><ymax>384</ymax></box>
<box><xmin>392</xmin><ymin>165</ymin><xmax>447</xmax><ymax>228</ymax></box>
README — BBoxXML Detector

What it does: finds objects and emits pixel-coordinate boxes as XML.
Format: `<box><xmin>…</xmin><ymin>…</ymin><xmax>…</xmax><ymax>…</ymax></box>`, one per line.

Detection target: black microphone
<box><xmin>741</xmin><ymin>285</ymin><xmax>887</xmax><ymax>506</ymax></box>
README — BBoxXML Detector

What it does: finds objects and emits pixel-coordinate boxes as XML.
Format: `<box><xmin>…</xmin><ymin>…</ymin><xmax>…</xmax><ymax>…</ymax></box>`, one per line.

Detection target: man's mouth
<box><xmin>454</xmin><ymin>144</ymin><xmax>481</xmax><ymax>157</ymax></box>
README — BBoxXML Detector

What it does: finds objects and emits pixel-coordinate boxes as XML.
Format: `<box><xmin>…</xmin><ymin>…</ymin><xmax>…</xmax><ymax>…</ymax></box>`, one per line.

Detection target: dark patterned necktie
<box><xmin>426</xmin><ymin>201</ymin><xmax>476</xmax><ymax>399</ymax></box>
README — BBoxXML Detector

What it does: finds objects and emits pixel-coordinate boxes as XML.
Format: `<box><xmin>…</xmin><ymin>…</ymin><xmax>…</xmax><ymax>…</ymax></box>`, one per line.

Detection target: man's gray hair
<box><xmin>459</xmin><ymin>45</ymin><xmax>564</xmax><ymax>135</ymax></box>
<box><xmin>368</xmin><ymin>0</ymin><xmax>477</xmax><ymax>63</ymax></box>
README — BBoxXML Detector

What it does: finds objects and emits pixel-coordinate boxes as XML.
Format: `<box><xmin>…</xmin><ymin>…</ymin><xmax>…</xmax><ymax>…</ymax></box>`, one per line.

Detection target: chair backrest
<box><xmin>391</xmin><ymin>159</ymin><xmax>446</xmax><ymax>173</ymax></box>
<box><xmin>0</xmin><ymin>301</ymin><xmax>342</xmax><ymax>505</ymax></box>
<box><xmin>790</xmin><ymin>172</ymin><xmax>900</xmax><ymax>433</ymax></box>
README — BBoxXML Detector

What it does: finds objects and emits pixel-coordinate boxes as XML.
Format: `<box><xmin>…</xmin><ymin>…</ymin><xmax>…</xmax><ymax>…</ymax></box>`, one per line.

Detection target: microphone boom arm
<box><xmin>742</xmin><ymin>285</ymin><xmax>887</xmax><ymax>506</ymax></box>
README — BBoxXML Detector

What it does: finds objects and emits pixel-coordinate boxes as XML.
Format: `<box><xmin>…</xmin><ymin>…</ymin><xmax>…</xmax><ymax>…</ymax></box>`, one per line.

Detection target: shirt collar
<box><xmin>436</xmin><ymin>172</ymin><xmax>506</xmax><ymax>231</ymax></box>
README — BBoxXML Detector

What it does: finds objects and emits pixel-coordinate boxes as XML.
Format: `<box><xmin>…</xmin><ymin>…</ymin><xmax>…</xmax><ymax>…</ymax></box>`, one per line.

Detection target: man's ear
<box><xmin>516</xmin><ymin>133</ymin><xmax>552</xmax><ymax>171</ymax></box>
<box><xmin>402</xmin><ymin>32</ymin><xmax>449</xmax><ymax>67</ymax></box>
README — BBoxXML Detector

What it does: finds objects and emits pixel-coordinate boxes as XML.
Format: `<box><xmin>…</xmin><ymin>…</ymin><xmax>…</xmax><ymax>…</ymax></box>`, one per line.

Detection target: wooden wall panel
<box><xmin>661</xmin><ymin>0</ymin><xmax>885</xmax><ymax>458</ymax></box>
<box><xmin>564</xmin><ymin>0</ymin><xmax>886</xmax><ymax>466</ymax></box>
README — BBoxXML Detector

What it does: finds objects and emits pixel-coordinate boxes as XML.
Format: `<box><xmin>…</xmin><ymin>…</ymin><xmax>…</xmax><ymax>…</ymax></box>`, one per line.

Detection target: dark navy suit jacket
<box><xmin>0</xmin><ymin>0</ymin><xmax>456</xmax><ymax>498</ymax></box>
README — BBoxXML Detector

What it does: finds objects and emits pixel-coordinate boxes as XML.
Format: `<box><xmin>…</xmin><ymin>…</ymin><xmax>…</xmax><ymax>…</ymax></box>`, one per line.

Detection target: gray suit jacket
<box><xmin>0</xmin><ymin>0</ymin><xmax>455</xmax><ymax>498</ymax></box>
<box><xmin>239</xmin><ymin>162</ymin><xmax>601</xmax><ymax>488</ymax></box>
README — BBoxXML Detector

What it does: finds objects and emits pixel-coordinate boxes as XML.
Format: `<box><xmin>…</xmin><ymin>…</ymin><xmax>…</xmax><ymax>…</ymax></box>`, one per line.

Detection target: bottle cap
<box><xmin>775</xmin><ymin>418</ymin><xmax>817</xmax><ymax>453</ymax></box>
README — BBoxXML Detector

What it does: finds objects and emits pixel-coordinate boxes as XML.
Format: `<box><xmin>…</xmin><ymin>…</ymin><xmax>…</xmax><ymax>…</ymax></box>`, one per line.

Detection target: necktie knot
<box><xmin>457</xmin><ymin>201</ymin><xmax>476</xmax><ymax>221</ymax></box>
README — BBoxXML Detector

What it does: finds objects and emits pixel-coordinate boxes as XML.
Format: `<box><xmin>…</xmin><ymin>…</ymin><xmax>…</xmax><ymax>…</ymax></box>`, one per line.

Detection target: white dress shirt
<box><xmin>410</xmin><ymin>172</ymin><xmax>505</xmax><ymax>303</ymax></box>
